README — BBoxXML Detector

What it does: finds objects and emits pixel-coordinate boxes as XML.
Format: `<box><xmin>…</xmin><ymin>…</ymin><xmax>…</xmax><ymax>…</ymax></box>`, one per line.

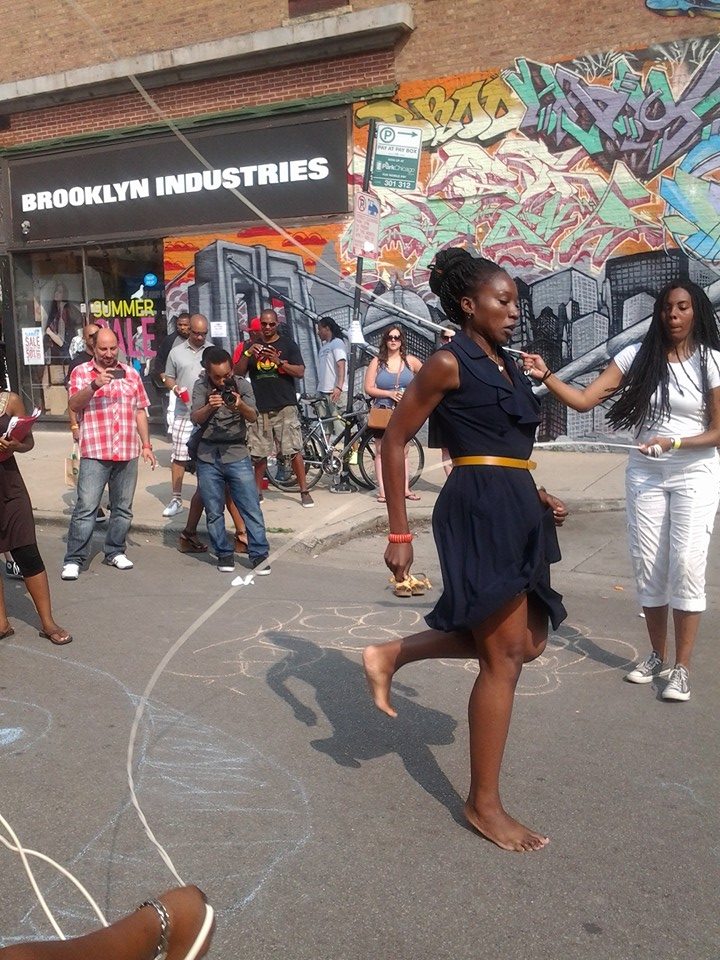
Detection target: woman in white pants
<box><xmin>522</xmin><ymin>281</ymin><xmax>720</xmax><ymax>702</ymax></box>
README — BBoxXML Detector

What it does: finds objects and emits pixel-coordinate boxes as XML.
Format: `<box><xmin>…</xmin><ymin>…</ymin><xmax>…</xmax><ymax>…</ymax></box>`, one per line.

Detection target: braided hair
<box><xmin>428</xmin><ymin>248</ymin><xmax>505</xmax><ymax>326</ymax></box>
<box><xmin>606</xmin><ymin>280</ymin><xmax>720</xmax><ymax>434</ymax></box>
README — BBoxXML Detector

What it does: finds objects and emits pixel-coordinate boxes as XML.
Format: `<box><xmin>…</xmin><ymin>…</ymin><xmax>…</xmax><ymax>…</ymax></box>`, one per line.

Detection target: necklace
<box><xmin>484</xmin><ymin>348</ymin><xmax>504</xmax><ymax>372</ymax></box>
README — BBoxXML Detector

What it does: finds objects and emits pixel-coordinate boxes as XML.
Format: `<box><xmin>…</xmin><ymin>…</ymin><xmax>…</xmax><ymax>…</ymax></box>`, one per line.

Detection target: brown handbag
<box><xmin>367</xmin><ymin>406</ymin><xmax>393</xmax><ymax>430</ymax></box>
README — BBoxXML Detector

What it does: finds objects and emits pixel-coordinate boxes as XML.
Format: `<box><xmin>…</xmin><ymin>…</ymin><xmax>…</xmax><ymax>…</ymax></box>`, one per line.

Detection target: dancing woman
<box><xmin>363</xmin><ymin>249</ymin><xmax>567</xmax><ymax>852</ymax></box>
<box><xmin>522</xmin><ymin>281</ymin><xmax>720</xmax><ymax>702</ymax></box>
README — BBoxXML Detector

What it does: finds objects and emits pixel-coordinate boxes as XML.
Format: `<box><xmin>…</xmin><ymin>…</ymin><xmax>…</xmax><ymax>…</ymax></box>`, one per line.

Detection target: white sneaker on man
<box><xmin>162</xmin><ymin>498</ymin><xmax>183</xmax><ymax>518</ymax></box>
<box><xmin>61</xmin><ymin>563</ymin><xmax>80</xmax><ymax>581</ymax></box>
<box><xmin>108</xmin><ymin>554</ymin><xmax>134</xmax><ymax>570</ymax></box>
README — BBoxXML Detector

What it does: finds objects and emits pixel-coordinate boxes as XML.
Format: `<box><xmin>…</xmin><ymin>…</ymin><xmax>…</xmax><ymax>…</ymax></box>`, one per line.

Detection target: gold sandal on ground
<box><xmin>409</xmin><ymin>573</ymin><xmax>432</xmax><ymax>593</ymax></box>
<box><xmin>389</xmin><ymin>576</ymin><xmax>413</xmax><ymax>598</ymax></box>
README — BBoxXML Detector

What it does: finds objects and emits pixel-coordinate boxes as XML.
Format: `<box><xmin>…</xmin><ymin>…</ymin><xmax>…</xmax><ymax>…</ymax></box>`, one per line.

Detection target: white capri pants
<box><xmin>625</xmin><ymin>454</ymin><xmax>720</xmax><ymax>612</ymax></box>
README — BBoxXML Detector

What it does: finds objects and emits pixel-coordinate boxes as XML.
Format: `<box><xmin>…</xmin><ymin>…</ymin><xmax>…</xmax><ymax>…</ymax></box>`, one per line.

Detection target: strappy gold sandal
<box><xmin>389</xmin><ymin>575</ymin><xmax>413</xmax><ymax>598</ymax></box>
<box><xmin>409</xmin><ymin>573</ymin><xmax>432</xmax><ymax>594</ymax></box>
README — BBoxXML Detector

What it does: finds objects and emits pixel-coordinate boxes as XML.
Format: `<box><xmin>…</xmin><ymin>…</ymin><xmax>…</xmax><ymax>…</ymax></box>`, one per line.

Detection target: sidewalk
<box><xmin>22</xmin><ymin>428</ymin><xmax>628</xmax><ymax>553</ymax></box>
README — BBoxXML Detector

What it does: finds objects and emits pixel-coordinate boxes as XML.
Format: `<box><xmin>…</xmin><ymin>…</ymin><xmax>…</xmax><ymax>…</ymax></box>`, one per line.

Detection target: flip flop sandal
<box><xmin>389</xmin><ymin>576</ymin><xmax>413</xmax><ymax>598</ymax></box>
<box><xmin>0</xmin><ymin>627</ymin><xmax>15</xmax><ymax>640</ymax></box>
<box><xmin>40</xmin><ymin>629</ymin><xmax>73</xmax><ymax>646</ymax></box>
<box><xmin>178</xmin><ymin>531</ymin><xmax>208</xmax><ymax>553</ymax></box>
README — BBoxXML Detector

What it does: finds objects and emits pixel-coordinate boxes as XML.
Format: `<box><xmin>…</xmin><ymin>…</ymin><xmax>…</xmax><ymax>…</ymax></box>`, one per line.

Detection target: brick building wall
<box><xmin>0</xmin><ymin>0</ymin><xmax>716</xmax><ymax>90</ymax></box>
<box><xmin>0</xmin><ymin>50</ymin><xmax>395</xmax><ymax>148</ymax></box>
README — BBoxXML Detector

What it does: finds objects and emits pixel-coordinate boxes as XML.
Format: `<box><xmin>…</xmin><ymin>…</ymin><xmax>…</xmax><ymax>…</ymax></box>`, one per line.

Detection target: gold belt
<box><xmin>452</xmin><ymin>456</ymin><xmax>536</xmax><ymax>470</ymax></box>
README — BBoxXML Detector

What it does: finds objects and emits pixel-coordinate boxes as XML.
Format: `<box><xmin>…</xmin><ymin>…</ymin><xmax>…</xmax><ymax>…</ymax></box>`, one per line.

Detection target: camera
<box><xmin>220</xmin><ymin>378</ymin><xmax>237</xmax><ymax>408</ymax></box>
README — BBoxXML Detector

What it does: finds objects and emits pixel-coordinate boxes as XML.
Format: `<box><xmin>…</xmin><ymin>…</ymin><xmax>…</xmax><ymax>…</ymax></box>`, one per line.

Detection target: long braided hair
<box><xmin>428</xmin><ymin>248</ymin><xmax>505</xmax><ymax>326</ymax></box>
<box><xmin>606</xmin><ymin>280</ymin><xmax>720</xmax><ymax>433</ymax></box>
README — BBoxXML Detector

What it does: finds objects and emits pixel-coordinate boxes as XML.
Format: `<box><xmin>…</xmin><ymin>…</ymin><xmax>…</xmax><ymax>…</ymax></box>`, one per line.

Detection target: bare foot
<box><xmin>362</xmin><ymin>644</ymin><xmax>398</xmax><ymax>717</ymax></box>
<box><xmin>464</xmin><ymin>801</ymin><xmax>549</xmax><ymax>852</ymax></box>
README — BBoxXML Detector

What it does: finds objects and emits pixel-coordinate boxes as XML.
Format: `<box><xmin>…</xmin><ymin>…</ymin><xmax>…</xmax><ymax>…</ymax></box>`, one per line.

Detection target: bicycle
<box><xmin>265</xmin><ymin>394</ymin><xmax>425</xmax><ymax>492</ymax></box>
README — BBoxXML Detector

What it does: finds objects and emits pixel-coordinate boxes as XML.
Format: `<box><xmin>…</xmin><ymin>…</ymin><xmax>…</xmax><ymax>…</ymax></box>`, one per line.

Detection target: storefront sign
<box><xmin>370</xmin><ymin>124</ymin><xmax>423</xmax><ymax>191</ymax></box>
<box><xmin>21</xmin><ymin>327</ymin><xmax>45</xmax><ymax>365</ymax></box>
<box><xmin>8</xmin><ymin>113</ymin><xmax>349</xmax><ymax>243</ymax></box>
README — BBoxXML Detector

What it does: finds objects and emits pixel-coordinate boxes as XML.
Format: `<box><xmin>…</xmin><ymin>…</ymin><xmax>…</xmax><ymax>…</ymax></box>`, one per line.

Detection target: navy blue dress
<box><xmin>426</xmin><ymin>331</ymin><xmax>566</xmax><ymax>633</ymax></box>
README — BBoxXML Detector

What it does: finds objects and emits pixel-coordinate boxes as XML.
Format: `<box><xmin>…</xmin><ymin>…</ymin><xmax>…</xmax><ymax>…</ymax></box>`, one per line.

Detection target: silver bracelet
<box><xmin>138</xmin><ymin>898</ymin><xmax>170</xmax><ymax>960</ymax></box>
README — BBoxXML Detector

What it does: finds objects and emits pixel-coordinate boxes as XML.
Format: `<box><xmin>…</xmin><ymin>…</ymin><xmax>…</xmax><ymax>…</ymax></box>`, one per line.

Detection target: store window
<box><xmin>11</xmin><ymin>241</ymin><xmax>166</xmax><ymax>420</ymax></box>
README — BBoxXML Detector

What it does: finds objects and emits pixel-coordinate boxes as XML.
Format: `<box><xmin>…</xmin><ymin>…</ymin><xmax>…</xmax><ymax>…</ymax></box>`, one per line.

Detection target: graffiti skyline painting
<box><xmin>165</xmin><ymin>36</ymin><xmax>720</xmax><ymax>439</ymax></box>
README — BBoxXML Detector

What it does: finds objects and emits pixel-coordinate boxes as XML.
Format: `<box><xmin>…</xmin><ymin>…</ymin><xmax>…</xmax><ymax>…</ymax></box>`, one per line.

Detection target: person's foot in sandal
<box><xmin>178</xmin><ymin>531</ymin><xmax>208</xmax><ymax>553</ymax></box>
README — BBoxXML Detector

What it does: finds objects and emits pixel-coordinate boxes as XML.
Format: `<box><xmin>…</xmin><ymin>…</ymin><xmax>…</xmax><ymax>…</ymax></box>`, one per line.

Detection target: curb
<box><xmin>32</xmin><ymin>497</ymin><xmax>627</xmax><ymax>555</ymax></box>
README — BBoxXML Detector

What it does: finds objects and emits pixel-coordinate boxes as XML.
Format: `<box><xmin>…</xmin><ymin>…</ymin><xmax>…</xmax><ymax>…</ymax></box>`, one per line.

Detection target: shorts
<box><xmin>248</xmin><ymin>406</ymin><xmax>303</xmax><ymax>459</ymax></box>
<box><xmin>171</xmin><ymin>416</ymin><xmax>194</xmax><ymax>462</ymax></box>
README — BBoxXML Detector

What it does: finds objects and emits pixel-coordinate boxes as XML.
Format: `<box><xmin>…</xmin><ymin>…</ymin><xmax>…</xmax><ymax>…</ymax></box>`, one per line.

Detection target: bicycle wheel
<box><xmin>357</xmin><ymin>434</ymin><xmax>425</xmax><ymax>490</ymax></box>
<box><xmin>265</xmin><ymin>438</ymin><xmax>323</xmax><ymax>491</ymax></box>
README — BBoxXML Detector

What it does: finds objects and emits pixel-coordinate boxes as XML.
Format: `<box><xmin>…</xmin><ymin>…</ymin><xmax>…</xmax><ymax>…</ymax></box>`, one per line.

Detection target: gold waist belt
<box><xmin>452</xmin><ymin>456</ymin><xmax>536</xmax><ymax>470</ymax></box>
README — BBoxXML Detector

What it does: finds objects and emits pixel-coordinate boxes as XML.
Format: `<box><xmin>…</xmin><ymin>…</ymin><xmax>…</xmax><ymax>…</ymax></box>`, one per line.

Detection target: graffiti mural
<box><xmin>645</xmin><ymin>0</ymin><xmax>720</xmax><ymax>17</ymax></box>
<box><xmin>165</xmin><ymin>37</ymin><xmax>720</xmax><ymax>439</ymax></box>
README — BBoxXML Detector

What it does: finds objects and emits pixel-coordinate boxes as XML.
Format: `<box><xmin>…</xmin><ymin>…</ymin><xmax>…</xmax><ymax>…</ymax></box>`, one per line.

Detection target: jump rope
<box><xmin>0</xmin><ymin>4</ymin><xmax>668</xmax><ymax>938</ymax></box>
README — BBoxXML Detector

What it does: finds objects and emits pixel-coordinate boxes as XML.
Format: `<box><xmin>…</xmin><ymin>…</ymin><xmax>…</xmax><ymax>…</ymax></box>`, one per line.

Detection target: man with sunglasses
<box><xmin>234</xmin><ymin>308</ymin><xmax>315</xmax><ymax>507</ymax></box>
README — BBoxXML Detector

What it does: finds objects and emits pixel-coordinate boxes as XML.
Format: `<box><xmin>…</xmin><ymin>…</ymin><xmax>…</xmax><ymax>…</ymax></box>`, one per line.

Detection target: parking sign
<box><xmin>371</xmin><ymin>124</ymin><xmax>423</xmax><ymax>191</ymax></box>
<box><xmin>351</xmin><ymin>191</ymin><xmax>381</xmax><ymax>258</ymax></box>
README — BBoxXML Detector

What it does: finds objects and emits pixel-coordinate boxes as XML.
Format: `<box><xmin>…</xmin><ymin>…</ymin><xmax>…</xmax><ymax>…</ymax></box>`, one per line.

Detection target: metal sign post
<box><xmin>332</xmin><ymin>119</ymin><xmax>377</xmax><ymax>493</ymax></box>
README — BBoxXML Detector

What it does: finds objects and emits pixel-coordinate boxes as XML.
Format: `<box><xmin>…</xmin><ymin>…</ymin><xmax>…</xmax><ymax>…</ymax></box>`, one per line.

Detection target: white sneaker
<box><xmin>61</xmin><ymin>563</ymin><xmax>80</xmax><ymax>581</ymax></box>
<box><xmin>108</xmin><ymin>554</ymin><xmax>134</xmax><ymax>570</ymax></box>
<box><xmin>625</xmin><ymin>650</ymin><xmax>670</xmax><ymax>684</ymax></box>
<box><xmin>662</xmin><ymin>664</ymin><xmax>691</xmax><ymax>701</ymax></box>
<box><xmin>162</xmin><ymin>498</ymin><xmax>183</xmax><ymax>518</ymax></box>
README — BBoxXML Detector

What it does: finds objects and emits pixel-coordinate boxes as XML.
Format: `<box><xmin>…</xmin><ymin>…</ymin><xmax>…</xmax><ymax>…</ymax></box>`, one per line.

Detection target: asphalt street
<box><xmin>0</xmin><ymin>513</ymin><xmax>718</xmax><ymax>959</ymax></box>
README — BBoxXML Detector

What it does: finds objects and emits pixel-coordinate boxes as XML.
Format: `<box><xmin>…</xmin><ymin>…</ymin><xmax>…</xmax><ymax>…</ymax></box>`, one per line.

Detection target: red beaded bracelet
<box><xmin>388</xmin><ymin>533</ymin><xmax>414</xmax><ymax>543</ymax></box>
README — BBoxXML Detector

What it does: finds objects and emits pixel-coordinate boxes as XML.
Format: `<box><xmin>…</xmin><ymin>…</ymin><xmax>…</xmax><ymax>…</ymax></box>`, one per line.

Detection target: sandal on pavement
<box><xmin>405</xmin><ymin>492</ymin><xmax>421</xmax><ymax>501</ymax></box>
<box><xmin>0</xmin><ymin>627</ymin><xmax>15</xmax><ymax>640</ymax></box>
<box><xmin>376</xmin><ymin>495</ymin><xmax>386</xmax><ymax>503</ymax></box>
<box><xmin>409</xmin><ymin>573</ymin><xmax>432</xmax><ymax>594</ymax></box>
<box><xmin>178</xmin><ymin>531</ymin><xmax>208</xmax><ymax>553</ymax></box>
<box><xmin>389</xmin><ymin>576</ymin><xmax>413</xmax><ymax>598</ymax></box>
<box><xmin>39</xmin><ymin>629</ymin><xmax>73</xmax><ymax>646</ymax></box>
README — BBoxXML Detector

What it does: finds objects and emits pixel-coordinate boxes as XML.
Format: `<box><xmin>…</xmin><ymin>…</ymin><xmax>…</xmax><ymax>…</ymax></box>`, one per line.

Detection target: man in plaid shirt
<box><xmin>61</xmin><ymin>327</ymin><xmax>157</xmax><ymax>580</ymax></box>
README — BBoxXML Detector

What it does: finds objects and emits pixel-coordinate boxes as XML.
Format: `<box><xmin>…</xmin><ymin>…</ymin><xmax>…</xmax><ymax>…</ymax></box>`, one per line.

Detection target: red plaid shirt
<box><xmin>69</xmin><ymin>362</ymin><xmax>150</xmax><ymax>461</ymax></box>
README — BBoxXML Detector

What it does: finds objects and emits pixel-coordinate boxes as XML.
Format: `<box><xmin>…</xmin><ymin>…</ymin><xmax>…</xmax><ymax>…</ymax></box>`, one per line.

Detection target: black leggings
<box><xmin>10</xmin><ymin>542</ymin><xmax>45</xmax><ymax>578</ymax></box>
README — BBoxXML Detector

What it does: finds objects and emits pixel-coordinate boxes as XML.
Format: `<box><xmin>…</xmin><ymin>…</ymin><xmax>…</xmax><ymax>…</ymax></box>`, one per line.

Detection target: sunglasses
<box><xmin>386</xmin><ymin>334</ymin><xmax>401</xmax><ymax>341</ymax></box>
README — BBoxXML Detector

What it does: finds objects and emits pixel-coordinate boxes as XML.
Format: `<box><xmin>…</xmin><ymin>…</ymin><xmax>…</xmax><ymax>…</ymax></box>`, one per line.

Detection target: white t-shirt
<box><xmin>317</xmin><ymin>337</ymin><xmax>347</xmax><ymax>393</ymax></box>
<box><xmin>613</xmin><ymin>343</ymin><xmax>720</xmax><ymax>461</ymax></box>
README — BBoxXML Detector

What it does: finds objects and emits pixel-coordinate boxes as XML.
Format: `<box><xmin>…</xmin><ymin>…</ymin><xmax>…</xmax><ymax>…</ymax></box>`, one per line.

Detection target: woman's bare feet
<box><xmin>362</xmin><ymin>644</ymin><xmax>398</xmax><ymax>717</ymax></box>
<box><xmin>464</xmin><ymin>801</ymin><xmax>549</xmax><ymax>852</ymax></box>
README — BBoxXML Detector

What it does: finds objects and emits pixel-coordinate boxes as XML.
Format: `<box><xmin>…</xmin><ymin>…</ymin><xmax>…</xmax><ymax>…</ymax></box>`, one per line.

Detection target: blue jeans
<box><xmin>64</xmin><ymin>458</ymin><xmax>138</xmax><ymax>565</ymax></box>
<box><xmin>196</xmin><ymin>451</ymin><xmax>269</xmax><ymax>561</ymax></box>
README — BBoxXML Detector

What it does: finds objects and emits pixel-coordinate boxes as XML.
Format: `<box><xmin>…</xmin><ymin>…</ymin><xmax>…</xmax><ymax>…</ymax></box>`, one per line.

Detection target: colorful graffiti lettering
<box><xmin>645</xmin><ymin>0</ymin><xmax>720</xmax><ymax>16</ymax></box>
<box><xmin>503</xmin><ymin>52</ymin><xmax>720</xmax><ymax>177</ymax></box>
<box><xmin>356</xmin><ymin>75</ymin><xmax>522</xmax><ymax>147</ymax></box>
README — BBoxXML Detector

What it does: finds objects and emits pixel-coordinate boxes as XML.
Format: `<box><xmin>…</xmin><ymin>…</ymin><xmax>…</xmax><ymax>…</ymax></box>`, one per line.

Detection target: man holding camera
<box><xmin>233</xmin><ymin>308</ymin><xmax>314</xmax><ymax>508</ymax></box>
<box><xmin>61</xmin><ymin>327</ymin><xmax>157</xmax><ymax>580</ymax></box>
<box><xmin>191</xmin><ymin>347</ymin><xmax>270</xmax><ymax>574</ymax></box>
